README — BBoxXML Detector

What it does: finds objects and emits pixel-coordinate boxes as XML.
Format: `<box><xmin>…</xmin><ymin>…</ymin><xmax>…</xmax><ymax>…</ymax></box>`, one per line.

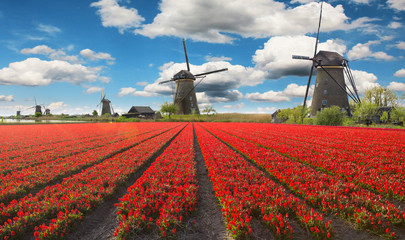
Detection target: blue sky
<box><xmin>0</xmin><ymin>0</ymin><xmax>405</xmax><ymax>116</ymax></box>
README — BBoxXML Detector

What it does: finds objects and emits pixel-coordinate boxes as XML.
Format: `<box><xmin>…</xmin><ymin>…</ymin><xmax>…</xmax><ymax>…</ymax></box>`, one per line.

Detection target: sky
<box><xmin>1</xmin><ymin>0</ymin><xmax>405</xmax><ymax>116</ymax></box>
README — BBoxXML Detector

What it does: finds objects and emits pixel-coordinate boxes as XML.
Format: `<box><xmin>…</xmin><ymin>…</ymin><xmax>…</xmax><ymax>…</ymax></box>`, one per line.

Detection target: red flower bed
<box><xmin>0</xmin><ymin>123</ymin><xmax>185</xmax><ymax>240</ymax></box>
<box><xmin>114</xmin><ymin>124</ymin><xmax>197</xmax><ymax>239</ymax></box>
<box><xmin>195</xmin><ymin>124</ymin><xmax>333</xmax><ymax>239</ymax></box>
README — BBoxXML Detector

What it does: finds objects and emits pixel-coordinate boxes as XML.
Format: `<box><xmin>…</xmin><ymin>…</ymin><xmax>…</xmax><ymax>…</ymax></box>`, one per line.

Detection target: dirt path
<box><xmin>174</xmin><ymin>125</ymin><xmax>233</xmax><ymax>239</ymax></box>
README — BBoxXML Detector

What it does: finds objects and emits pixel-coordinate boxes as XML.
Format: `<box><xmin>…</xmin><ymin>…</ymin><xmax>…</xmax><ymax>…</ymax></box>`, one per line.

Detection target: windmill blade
<box><xmin>111</xmin><ymin>104</ymin><xmax>115</xmax><ymax>115</ymax></box>
<box><xmin>303</xmin><ymin>66</ymin><xmax>315</xmax><ymax>109</ymax></box>
<box><xmin>159</xmin><ymin>79</ymin><xmax>175</xmax><ymax>85</ymax></box>
<box><xmin>312</xmin><ymin>1</ymin><xmax>323</xmax><ymax>58</ymax></box>
<box><xmin>183</xmin><ymin>39</ymin><xmax>190</xmax><ymax>71</ymax></box>
<box><xmin>194</xmin><ymin>68</ymin><xmax>228</xmax><ymax>77</ymax></box>
<box><xmin>292</xmin><ymin>55</ymin><xmax>311</xmax><ymax>60</ymax></box>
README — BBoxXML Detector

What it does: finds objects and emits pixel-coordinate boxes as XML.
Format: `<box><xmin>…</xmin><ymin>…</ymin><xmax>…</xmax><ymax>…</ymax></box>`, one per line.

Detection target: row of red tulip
<box><xmin>0</xmin><ymin>123</ymin><xmax>172</xmax><ymax>173</ymax></box>
<box><xmin>114</xmin><ymin>124</ymin><xmax>197</xmax><ymax>239</ymax></box>
<box><xmin>0</xmin><ymin>124</ymin><xmax>178</xmax><ymax>204</ymax></box>
<box><xmin>201</xmin><ymin>123</ymin><xmax>404</xmax><ymax>239</ymax></box>
<box><xmin>215</xmin><ymin>123</ymin><xmax>405</xmax><ymax>201</ymax></box>
<box><xmin>0</xmin><ymin>123</ymin><xmax>184</xmax><ymax>240</ymax></box>
<box><xmin>195</xmin><ymin>124</ymin><xmax>334</xmax><ymax>239</ymax></box>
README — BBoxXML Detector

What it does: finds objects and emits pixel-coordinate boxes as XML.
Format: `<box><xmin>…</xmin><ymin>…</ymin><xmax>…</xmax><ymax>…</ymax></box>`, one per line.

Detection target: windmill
<box><xmin>292</xmin><ymin>2</ymin><xmax>361</xmax><ymax>117</ymax></box>
<box><xmin>159</xmin><ymin>39</ymin><xmax>228</xmax><ymax>115</ymax></box>
<box><xmin>27</xmin><ymin>98</ymin><xmax>43</xmax><ymax>115</ymax></box>
<box><xmin>42</xmin><ymin>105</ymin><xmax>51</xmax><ymax>115</ymax></box>
<box><xmin>97</xmin><ymin>90</ymin><xmax>114</xmax><ymax>116</ymax></box>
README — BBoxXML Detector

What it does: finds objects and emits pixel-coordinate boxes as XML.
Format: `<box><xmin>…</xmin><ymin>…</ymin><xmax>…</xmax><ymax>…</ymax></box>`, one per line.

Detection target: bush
<box><xmin>314</xmin><ymin>106</ymin><xmax>345</xmax><ymax>126</ymax></box>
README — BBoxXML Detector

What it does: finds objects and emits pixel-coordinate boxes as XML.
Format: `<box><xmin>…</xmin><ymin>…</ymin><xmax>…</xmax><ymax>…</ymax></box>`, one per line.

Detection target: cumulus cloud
<box><xmin>21</xmin><ymin>45</ymin><xmax>81</xmax><ymax>63</ymax></box>
<box><xmin>245</xmin><ymin>83</ymin><xmax>314</xmax><ymax>102</ymax></box>
<box><xmin>395</xmin><ymin>41</ymin><xmax>405</xmax><ymax>49</ymax></box>
<box><xmin>0</xmin><ymin>58</ymin><xmax>102</xmax><ymax>86</ymax></box>
<box><xmin>388</xmin><ymin>0</ymin><xmax>405</xmax><ymax>11</ymax></box>
<box><xmin>86</xmin><ymin>86</ymin><xmax>104</xmax><ymax>93</ymax></box>
<box><xmin>388</xmin><ymin>81</ymin><xmax>405</xmax><ymax>92</ymax></box>
<box><xmin>223</xmin><ymin>102</ymin><xmax>245</xmax><ymax>109</ymax></box>
<box><xmin>347</xmin><ymin>40</ymin><xmax>395</xmax><ymax>61</ymax></box>
<box><xmin>91</xmin><ymin>0</ymin><xmax>145</xmax><ymax>34</ymax></box>
<box><xmin>134</xmin><ymin>1</ymin><xmax>355</xmax><ymax>43</ymax></box>
<box><xmin>196</xmin><ymin>90</ymin><xmax>243</xmax><ymax>103</ymax></box>
<box><xmin>257</xmin><ymin>106</ymin><xmax>277</xmax><ymax>113</ymax></box>
<box><xmin>253</xmin><ymin>35</ymin><xmax>347</xmax><ymax>79</ymax></box>
<box><xmin>350</xmin><ymin>70</ymin><xmax>379</xmax><ymax>94</ymax></box>
<box><xmin>0</xmin><ymin>95</ymin><xmax>14</xmax><ymax>102</ymax></box>
<box><xmin>48</xmin><ymin>101</ymin><xmax>67</xmax><ymax>111</ymax></box>
<box><xmin>136</xmin><ymin>81</ymin><xmax>148</xmax><ymax>86</ymax></box>
<box><xmin>394</xmin><ymin>68</ymin><xmax>405</xmax><ymax>77</ymax></box>
<box><xmin>80</xmin><ymin>49</ymin><xmax>115</xmax><ymax>64</ymax></box>
<box><xmin>118</xmin><ymin>87</ymin><xmax>158</xmax><ymax>97</ymax></box>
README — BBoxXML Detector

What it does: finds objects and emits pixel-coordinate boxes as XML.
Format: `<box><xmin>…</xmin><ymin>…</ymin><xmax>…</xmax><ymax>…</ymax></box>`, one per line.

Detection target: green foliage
<box><xmin>160</xmin><ymin>102</ymin><xmax>178</xmax><ymax>119</ymax></box>
<box><xmin>390</xmin><ymin>107</ymin><xmax>405</xmax><ymax>124</ymax></box>
<box><xmin>303</xmin><ymin>118</ymin><xmax>314</xmax><ymax>125</ymax></box>
<box><xmin>352</xmin><ymin>101</ymin><xmax>378</xmax><ymax>124</ymax></box>
<box><xmin>35</xmin><ymin>112</ymin><xmax>42</xmax><ymax>118</ymax></box>
<box><xmin>277</xmin><ymin>105</ymin><xmax>309</xmax><ymax>124</ymax></box>
<box><xmin>314</xmin><ymin>106</ymin><xmax>345</xmax><ymax>126</ymax></box>
<box><xmin>115</xmin><ymin>116</ymin><xmax>140</xmax><ymax>122</ymax></box>
<box><xmin>364</xmin><ymin>86</ymin><xmax>399</xmax><ymax>107</ymax></box>
<box><xmin>380</xmin><ymin>111</ymin><xmax>389</xmax><ymax>124</ymax></box>
<box><xmin>92</xmin><ymin>110</ymin><xmax>98</xmax><ymax>117</ymax></box>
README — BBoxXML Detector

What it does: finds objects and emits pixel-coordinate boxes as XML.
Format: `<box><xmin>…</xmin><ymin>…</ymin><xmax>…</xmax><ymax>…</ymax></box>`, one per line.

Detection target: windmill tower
<box><xmin>27</xmin><ymin>98</ymin><xmax>43</xmax><ymax>115</ymax></box>
<box><xmin>292</xmin><ymin>2</ymin><xmax>360</xmax><ymax>117</ymax></box>
<box><xmin>42</xmin><ymin>105</ymin><xmax>51</xmax><ymax>115</ymax></box>
<box><xmin>159</xmin><ymin>39</ymin><xmax>228</xmax><ymax>115</ymax></box>
<box><xmin>98</xmin><ymin>90</ymin><xmax>114</xmax><ymax>116</ymax></box>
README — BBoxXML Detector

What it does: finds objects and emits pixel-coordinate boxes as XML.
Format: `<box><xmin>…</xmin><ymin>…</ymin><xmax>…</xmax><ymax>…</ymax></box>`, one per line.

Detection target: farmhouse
<box><xmin>122</xmin><ymin>106</ymin><xmax>156</xmax><ymax>119</ymax></box>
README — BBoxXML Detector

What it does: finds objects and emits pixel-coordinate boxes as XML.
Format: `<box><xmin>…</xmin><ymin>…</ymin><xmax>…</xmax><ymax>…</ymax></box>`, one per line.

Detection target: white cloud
<box><xmin>257</xmin><ymin>106</ymin><xmax>277</xmax><ymax>113</ymax></box>
<box><xmin>245</xmin><ymin>90</ymin><xmax>291</xmax><ymax>102</ymax></box>
<box><xmin>388</xmin><ymin>81</ymin><xmax>405</xmax><ymax>91</ymax></box>
<box><xmin>134</xmin><ymin>1</ymin><xmax>354</xmax><ymax>43</ymax></box>
<box><xmin>347</xmin><ymin>40</ymin><xmax>395</xmax><ymax>61</ymax></box>
<box><xmin>91</xmin><ymin>0</ymin><xmax>145</xmax><ymax>34</ymax></box>
<box><xmin>136</xmin><ymin>81</ymin><xmax>148</xmax><ymax>86</ymax></box>
<box><xmin>21</xmin><ymin>45</ymin><xmax>81</xmax><ymax>63</ymax></box>
<box><xmin>0</xmin><ymin>58</ymin><xmax>102</xmax><ymax>86</ymax></box>
<box><xmin>48</xmin><ymin>101</ymin><xmax>67</xmax><ymax>111</ymax></box>
<box><xmin>37</xmin><ymin>24</ymin><xmax>61</xmax><ymax>34</ymax></box>
<box><xmin>253</xmin><ymin>35</ymin><xmax>347</xmax><ymax>79</ymax></box>
<box><xmin>205</xmin><ymin>55</ymin><xmax>232</xmax><ymax>62</ymax></box>
<box><xmin>80</xmin><ymin>49</ymin><xmax>115</xmax><ymax>64</ymax></box>
<box><xmin>388</xmin><ymin>21</ymin><xmax>402</xmax><ymax>29</ymax></box>
<box><xmin>118</xmin><ymin>87</ymin><xmax>158</xmax><ymax>97</ymax></box>
<box><xmin>21</xmin><ymin>45</ymin><xmax>55</xmax><ymax>55</ymax></box>
<box><xmin>86</xmin><ymin>86</ymin><xmax>104</xmax><ymax>93</ymax></box>
<box><xmin>388</xmin><ymin>0</ymin><xmax>405</xmax><ymax>11</ymax></box>
<box><xmin>0</xmin><ymin>95</ymin><xmax>14</xmax><ymax>102</ymax></box>
<box><xmin>223</xmin><ymin>102</ymin><xmax>245</xmax><ymax>109</ymax></box>
<box><xmin>350</xmin><ymin>70</ymin><xmax>379</xmax><ymax>94</ymax></box>
<box><xmin>394</xmin><ymin>68</ymin><xmax>405</xmax><ymax>77</ymax></box>
<box><xmin>245</xmin><ymin>83</ymin><xmax>314</xmax><ymax>102</ymax></box>
<box><xmin>395</xmin><ymin>41</ymin><xmax>405</xmax><ymax>49</ymax></box>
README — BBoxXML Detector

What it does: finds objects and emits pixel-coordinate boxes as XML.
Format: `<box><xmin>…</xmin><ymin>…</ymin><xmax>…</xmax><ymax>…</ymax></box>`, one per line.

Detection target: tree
<box><xmin>315</xmin><ymin>106</ymin><xmax>345</xmax><ymax>126</ymax></box>
<box><xmin>352</xmin><ymin>101</ymin><xmax>378</xmax><ymax>125</ymax></box>
<box><xmin>364</xmin><ymin>86</ymin><xmax>399</xmax><ymax>107</ymax></box>
<box><xmin>35</xmin><ymin>112</ymin><xmax>42</xmax><ymax>118</ymax></box>
<box><xmin>390</xmin><ymin>107</ymin><xmax>405</xmax><ymax>124</ymax></box>
<box><xmin>92</xmin><ymin>110</ymin><xmax>98</xmax><ymax>117</ymax></box>
<box><xmin>202</xmin><ymin>105</ymin><xmax>216</xmax><ymax>115</ymax></box>
<box><xmin>160</xmin><ymin>102</ymin><xmax>178</xmax><ymax>119</ymax></box>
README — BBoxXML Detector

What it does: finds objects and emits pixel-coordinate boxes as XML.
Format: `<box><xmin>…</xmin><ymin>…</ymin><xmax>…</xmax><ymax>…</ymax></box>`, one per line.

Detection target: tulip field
<box><xmin>0</xmin><ymin>122</ymin><xmax>404</xmax><ymax>239</ymax></box>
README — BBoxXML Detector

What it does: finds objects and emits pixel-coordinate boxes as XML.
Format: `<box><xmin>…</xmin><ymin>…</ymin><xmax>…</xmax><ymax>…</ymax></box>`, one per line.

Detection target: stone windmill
<box><xmin>292</xmin><ymin>2</ymin><xmax>361</xmax><ymax>117</ymax></box>
<box><xmin>159</xmin><ymin>39</ymin><xmax>228</xmax><ymax>115</ymax></box>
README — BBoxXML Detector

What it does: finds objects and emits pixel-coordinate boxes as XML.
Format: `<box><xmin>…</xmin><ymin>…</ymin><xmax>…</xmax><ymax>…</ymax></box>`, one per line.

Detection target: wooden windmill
<box><xmin>97</xmin><ymin>90</ymin><xmax>115</xmax><ymax>116</ymax></box>
<box><xmin>292</xmin><ymin>2</ymin><xmax>361</xmax><ymax>117</ymax></box>
<box><xmin>159</xmin><ymin>39</ymin><xmax>228</xmax><ymax>115</ymax></box>
<box><xmin>27</xmin><ymin>97</ymin><xmax>43</xmax><ymax>115</ymax></box>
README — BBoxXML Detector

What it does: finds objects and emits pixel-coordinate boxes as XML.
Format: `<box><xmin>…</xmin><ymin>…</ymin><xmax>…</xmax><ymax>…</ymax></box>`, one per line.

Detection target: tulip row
<box><xmin>0</xmin><ymin>123</ymin><xmax>171</xmax><ymax>173</ymax></box>
<box><xmin>201</xmin><ymin>123</ymin><xmax>404</xmax><ymax>239</ymax></box>
<box><xmin>114</xmin><ymin>124</ymin><xmax>197</xmax><ymax>239</ymax></box>
<box><xmin>0</xmin><ymin>123</ymin><xmax>178</xmax><ymax>204</ymax></box>
<box><xmin>213</xmin><ymin>123</ymin><xmax>405</xmax><ymax>201</ymax></box>
<box><xmin>195</xmin><ymin>124</ymin><xmax>334</xmax><ymax>239</ymax></box>
<box><xmin>0</xmin><ymin>123</ymin><xmax>185</xmax><ymax>240</ymax></box>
